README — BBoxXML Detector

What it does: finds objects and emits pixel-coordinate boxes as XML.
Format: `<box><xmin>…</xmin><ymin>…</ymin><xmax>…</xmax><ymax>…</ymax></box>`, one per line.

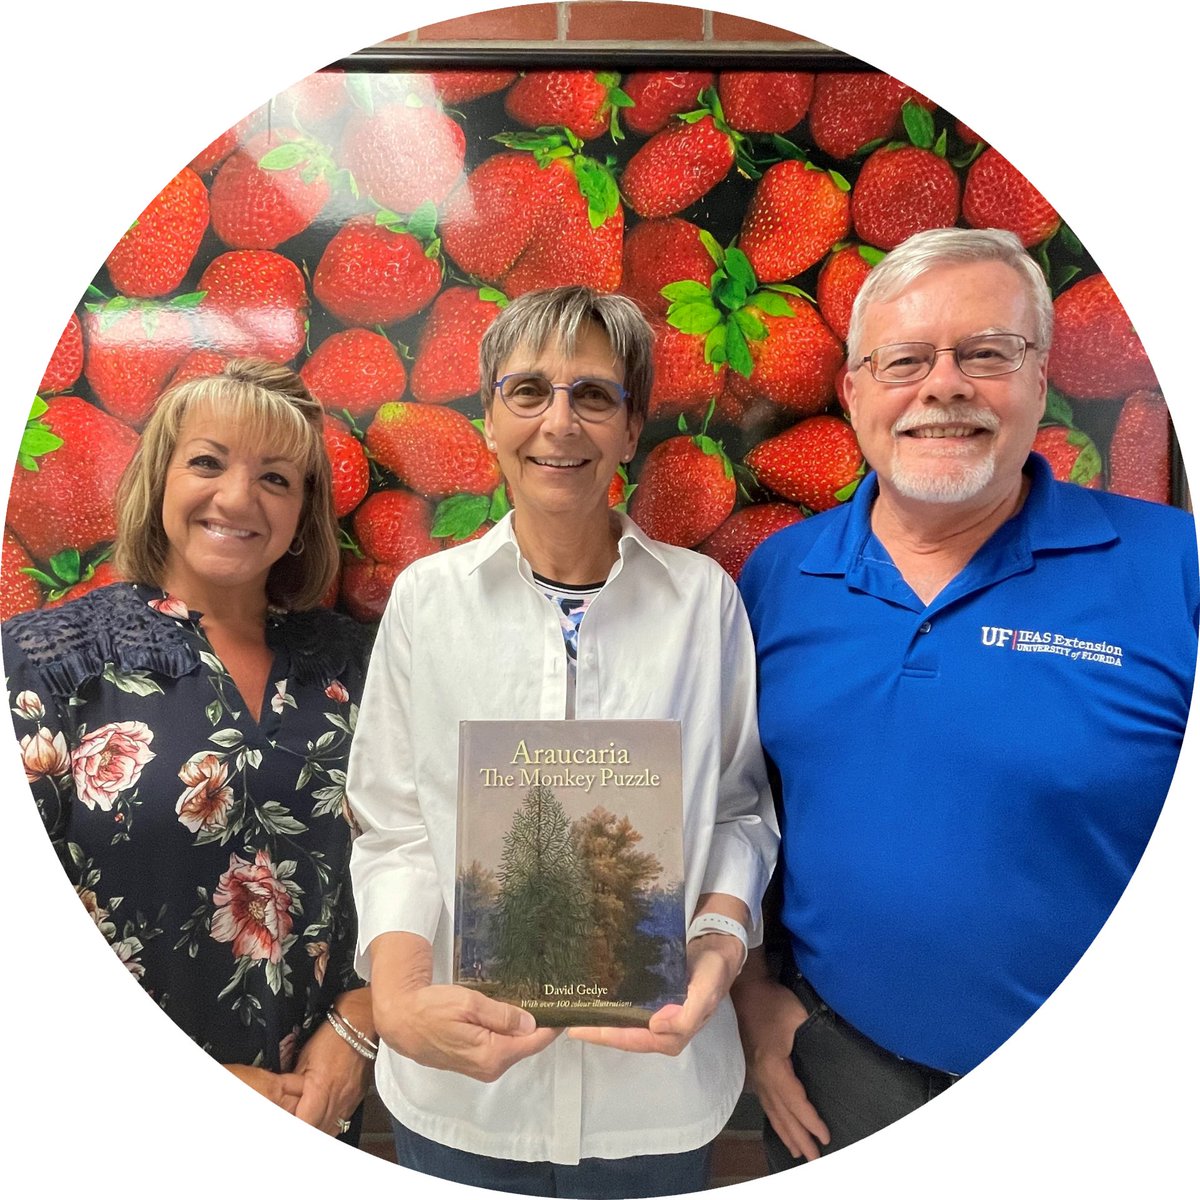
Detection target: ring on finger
<box><xmin>335</xmin><ymin>1116</ymin><xmax>351</xmax><ymax>1135</ymax></box>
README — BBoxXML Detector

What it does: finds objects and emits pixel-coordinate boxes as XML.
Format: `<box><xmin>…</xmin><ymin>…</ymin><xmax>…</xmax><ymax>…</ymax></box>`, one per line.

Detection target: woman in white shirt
<box><xmin>347</xmin><ymin>286</ymin><xmax>777</xmax><ymax>1198</ymax></box>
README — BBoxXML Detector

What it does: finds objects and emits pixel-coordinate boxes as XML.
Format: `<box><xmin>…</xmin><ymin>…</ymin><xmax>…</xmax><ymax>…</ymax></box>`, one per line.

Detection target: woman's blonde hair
<box><xmin>115</xmin><ymin>358</ymin><xmax>338</xmax><ymax>610</ymax></box>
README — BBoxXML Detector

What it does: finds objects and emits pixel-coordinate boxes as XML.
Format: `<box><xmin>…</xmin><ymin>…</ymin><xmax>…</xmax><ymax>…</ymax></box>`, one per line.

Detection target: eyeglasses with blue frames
<box><xmin>860</xmin><ymin>333</ymin><xmax>1037</xmax><ymax>383</ymax></box>
<box><xmin>493</xmin><ymin>373</ymin><xmax>629</xmax><ymax>423</ymax></box>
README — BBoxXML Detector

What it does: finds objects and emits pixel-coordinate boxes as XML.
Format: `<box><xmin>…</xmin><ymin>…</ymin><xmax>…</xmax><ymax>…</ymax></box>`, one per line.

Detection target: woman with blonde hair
<box><xmin>4</xmin><ymin>358</ymin><xmax>375</xmax><ymax>1138</ymax></box>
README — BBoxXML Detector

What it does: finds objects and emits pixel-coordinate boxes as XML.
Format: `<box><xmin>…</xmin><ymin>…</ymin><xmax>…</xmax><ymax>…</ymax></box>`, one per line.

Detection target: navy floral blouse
<box><xmin>2</xmin><ymin>582</ymin><xmax>373</xmax><ymax>1072</ymax></box>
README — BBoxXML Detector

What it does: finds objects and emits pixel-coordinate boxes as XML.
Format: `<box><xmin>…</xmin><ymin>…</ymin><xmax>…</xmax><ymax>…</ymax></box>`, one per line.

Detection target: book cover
<box><xmin>454</xmin><ymin>719</ymin><xmax>687</xmax><ymax>1027</ymax></box>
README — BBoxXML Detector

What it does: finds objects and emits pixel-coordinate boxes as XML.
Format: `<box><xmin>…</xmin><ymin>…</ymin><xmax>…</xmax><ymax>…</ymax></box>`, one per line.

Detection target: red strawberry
<box><xmin>39</xmin><ymin>312</ymin><xmax>84</xmax><ymax>396</ymax></box>
<box><xmin>739</xmin><ymin>160</ymin><xmax>851</xmax><ymax>283</ymax></box>
<box><xmin>313</xmin><ymin>213</ymin><xmax>442</xmax><ymax>326</ymax></box>
<box><xmin>341</xmin><ymin>490</ymin><xmax>442</xmax><ymax>622</ymax></box>
<box><xmin>499</xmin><ymin>155</ymin><xmax>624</xmax><ymax>295</ymax></box>
<box><xmin>622</xmin><ymin>113</ymin><xmax>736</xmax><ymax>218</ymax></box>
<box><xmin>323</xmin><ymin>418</ymin><xmax>370</xmax><ymax>518</ymax></box>
<box><xmin>209</xmin><ymin>127</ymin><xmax>334</xmax><ymax>250</ymax></box>
<box><xmin>366</xmin><ymin>402</ymin><xmax>501</xmax><ymax>498</ymax></box>
<box><xmin>716</xmin><ymin>71</ymin><xmax>814</xmax><ymax>133</ymax></box>
<box><xmin>622</xmin><ymin>71</ymin><xmax>714</xmax><ymax>135</ymax></box>
<box><xmin>352</xmin><ymin>490</ymin><xmax>440</xmax><ymax>564</ymax></box>
<box><xmin>429</xmin><ymin>70</ymin><xmax>518</xmax><ymax>105</ymax></box>
<box><xmin>340</xmin><ymin>102</ymin><xmax>466</xmax><ymax>213</ymax></box>
<box><xmin>852</xmin><ymin>145</ymin><xmax>961</xmax><ymax>250</ymax></box>
<box><xmin>442</xmin><ymin>153</ymin><xmax>549</xmax><ymax>281</ymax></box>
<box><xmin>167</xmin><ymin>349</ymin><xmax>233</xmax><ymax>388</ymax></box>
<box><xmin>698</xmin><ymin>503</ymin><xmax>805</xmax><ymax>581</ymax></box>
<box><xmin>1</xmin><ymin>531</ymin><xmax>42</xmax><ymax>619</ymax></box>
<box><xmin>817</xmin><ymin>243</ymin><xmax>881</xmax><ymax>342</ymax></box>
<box><xmin>43</xmin><ymin>560</ymin><xmax>121</xmax><ymax>608</ymax></box>
<box><xmin>622</xmin><ymin>218</ymin><xmax>716</xmax><ymax>320</ymax></box>
<box><xmin>629</xmin><ymin>423</ymin><xmax>735</xmax><ymax>547</ymax></box>
<box><xmin>808</xmin><ymin>73</ymin><xmax>934</xmax><ymax>159</ymax></box>
<box><xmin>196</xmin><ymin>250</ymin><xmax>309</xmax><ymax>362</ymax></box>
<box><xmin>745</xmin><ymin>415</ymin><xmax>865</xmax><ymax>512</ymax></box>
<box><xmin>83</xmin><ymin>298</ymin><xmax>196</xmax><ymax>425</ymax></box>
<box><xmin>504</xmin><ymin>71</ymin><xmax>629</xmax><ymax>141</ymax></box>
<box><xmin>648</xmin><ymin>320</ymin><xmax>727</xmax><ymax>420</ymax></box>
<box><xmin>444</xmin><ymin>132</ymin><xmax>624</xmax><ymax>297</ymax></box>
<box><xmin>104</xmin><ymin>167</ymin><xmax>209</xmax><ymax>298</ymax></box>
<box><xmin>1108</xmin><ymin>390</ymin><xmax>1171</xmax><ymax>504</ymax></box>
<box><xmin>962</xmin><ymin>148</ymin><xmax>1060</xmax><ymax>247</ymax></box>
<box><xmin>723</xmin><ymin>300</ymin><xmax>844</xmax><ymax>418</ymax></box>
<box><xmin>410</xmin><ymin>287</ymin><xmax>505</xmax><ymax>406</ymax></box>
<box><xmin>1031</xmin><ymin>425</ymin><xmax>1102</xmax><ymax>488</ymax></box>
<box><xmin>607</xmin><ymin>467</ymin><xmax>631</xmax><ymax>509</ymax></box>
<box><xmin>302</xmin><ymin>328</ymin><xmax>407</xmax><ymax>422</ymax></box>
<box><xmin>1048</xmin><ymin>274</ymin><xmax>1156</xmax><ymax>401</ymax></box>
<box><xmin>7</xmin><ymin>396</ymin><xmax>139</xmax><ymax>559</ymax></box>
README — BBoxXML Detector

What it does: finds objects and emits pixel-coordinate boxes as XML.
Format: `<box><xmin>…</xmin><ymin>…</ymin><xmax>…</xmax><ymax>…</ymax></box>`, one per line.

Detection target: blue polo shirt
<box><xmin>739</xmin><ymin>454</ymin><xmax>1198</xmax><ymax>1075</ymax></box>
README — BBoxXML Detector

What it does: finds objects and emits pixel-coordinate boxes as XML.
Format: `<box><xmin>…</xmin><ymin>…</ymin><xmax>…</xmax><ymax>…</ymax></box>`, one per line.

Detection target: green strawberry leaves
<box><xmin>596</xmin><ymin>72</ymin><xmax>635</xmax><ymax>142</ymax></box>
<box><xmin>432</xmin><ymin>485</ymin><xmax>511</xmax><ymax>540</ymax></box>
<box><xmin>492</xmin><ymin>127</ymin><xmax>621</xmax><ymax>227</ymax></box>
<box><xmin>18</xmin><ymin>398</ymin><xmax>63</xmax><ymax>471</ymax></box>
<box><xmin>20</xmin><ymin>546</ymin><xmax>112</xmax><ymax>600</ymax></box>
<box><xmin>1067</xmin><ymin>432</ymin><xmax>1103</xmax><ymax>486</ymax></box>
<box><xmin>663</xmin><ymin>240</ymin><xmax>803</xmax><ymax>378</ymax></box>
<box><xmin>1042</xmin><ymin>386</ymin><xmax>1076</xmax><ymax>428</ymax></box>
<box><xmin>901</xmin><ymin>100</ymin><xmax>936</xmax><ymax>150</ymax></box>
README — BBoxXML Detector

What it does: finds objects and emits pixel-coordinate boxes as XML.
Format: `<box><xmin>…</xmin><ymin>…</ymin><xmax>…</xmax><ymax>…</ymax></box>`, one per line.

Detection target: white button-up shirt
<box><xmin>348</xmin><ymin>513</ymin><xmax>778</xmax><ymax>1164</ymax></box>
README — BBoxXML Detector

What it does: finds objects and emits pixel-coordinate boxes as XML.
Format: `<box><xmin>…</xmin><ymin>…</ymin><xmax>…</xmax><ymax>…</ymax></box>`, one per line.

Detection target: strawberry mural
<box><xmin>3</xmin><ymin>49</ymin><xmax>1178</xmax><ymax>624</ymax></box>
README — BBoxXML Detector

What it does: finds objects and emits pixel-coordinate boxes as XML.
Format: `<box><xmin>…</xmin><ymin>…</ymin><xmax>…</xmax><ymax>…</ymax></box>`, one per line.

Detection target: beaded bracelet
<box><xmin>325</xmin><ymin>1008</ymin><xmax>377</xmax><ymax>1061</ymax></box>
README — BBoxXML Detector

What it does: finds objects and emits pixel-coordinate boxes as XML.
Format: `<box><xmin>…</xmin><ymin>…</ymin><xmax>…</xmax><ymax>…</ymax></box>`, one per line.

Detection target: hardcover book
<box><xmin>454</xmin><ymin>718</ymin><xmax>687</xmax><ymax>1027</ymax></box>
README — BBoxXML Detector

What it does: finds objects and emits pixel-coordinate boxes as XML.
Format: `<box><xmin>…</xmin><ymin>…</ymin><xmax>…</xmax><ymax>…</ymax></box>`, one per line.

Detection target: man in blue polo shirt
<box><xmin>733</xmin><ymin>226</ymin><xmax>1198</xmax><ymax>1167</ymax></box>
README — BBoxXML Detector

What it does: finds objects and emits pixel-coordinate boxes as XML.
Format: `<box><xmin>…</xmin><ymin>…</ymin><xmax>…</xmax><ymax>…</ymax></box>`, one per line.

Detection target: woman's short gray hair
<box><xmin>846</xmin><ymin>227</ymin><xmax>1054</xmax><ymax>363</ymax></box>
<box><xmin>479</xmin><ymin>287</ymin><xmax>654</xmax><ymax>424</ymax></box>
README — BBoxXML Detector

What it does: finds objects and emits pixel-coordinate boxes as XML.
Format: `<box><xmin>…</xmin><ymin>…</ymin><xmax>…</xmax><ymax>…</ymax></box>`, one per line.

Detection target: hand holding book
<box><xmin>370</xmin><ymin>931</ymin><xmax>560</xmax><ymax>1082</ymax></box>
<box><xmin>566</xmin><ymin>894</ymin><xmax>750</xmax><ymax>1056</ymax></box>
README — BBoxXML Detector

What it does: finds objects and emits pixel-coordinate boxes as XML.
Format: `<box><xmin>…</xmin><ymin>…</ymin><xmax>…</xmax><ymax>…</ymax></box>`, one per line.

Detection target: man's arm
<box><xmin>731</xmin><ymin>946</ymin><xmax>830</xmax><ymax>1161</ymax></box>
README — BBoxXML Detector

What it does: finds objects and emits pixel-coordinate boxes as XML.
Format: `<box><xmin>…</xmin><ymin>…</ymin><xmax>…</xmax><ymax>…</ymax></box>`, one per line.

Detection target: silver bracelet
<box><xmin>686</xmin><ymin>912</ymin><xmax>749</xmax><ymax>974</ymax></box>
<box><xmin>332</xmin><ymin>1008</ymin><xmax>379</xmax><ymax>1052</ymax></box>
<box><xmin>325</xmin><ymin>1008</ymin><xmax>377</xmax><ymax>1061</ymax></box>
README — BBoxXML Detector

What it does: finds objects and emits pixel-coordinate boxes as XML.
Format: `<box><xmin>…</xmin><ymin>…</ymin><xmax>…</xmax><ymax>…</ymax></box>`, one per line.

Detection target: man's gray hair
<box><xmin>479</xmin><ymin>286</ymin><xmax>654</xmax><ymax>423</ymax></box>
<box><xmin>846</xmin><ymin>227</ymin><xmax>1054</xmax><ymax>364</ymax></box>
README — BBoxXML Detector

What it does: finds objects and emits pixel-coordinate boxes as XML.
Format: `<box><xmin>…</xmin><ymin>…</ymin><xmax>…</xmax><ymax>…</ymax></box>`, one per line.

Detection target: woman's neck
<box><xmin>511</xmin><ymin>508</ymin><xmax>620</xmax><ymax>585</ymax></box>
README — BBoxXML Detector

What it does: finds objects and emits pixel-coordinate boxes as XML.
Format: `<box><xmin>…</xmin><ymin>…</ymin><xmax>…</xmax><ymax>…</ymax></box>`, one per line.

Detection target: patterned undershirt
<box><xmin>533</xmin><ymin>572</ymin><xmax>605</xmax><ymax>719</ymax></box>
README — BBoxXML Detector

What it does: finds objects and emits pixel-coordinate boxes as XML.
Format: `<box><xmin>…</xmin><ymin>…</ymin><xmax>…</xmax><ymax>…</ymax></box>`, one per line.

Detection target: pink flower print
<box><xmin>324</xmin><ymin>680</ymin><xmax>349</xmax><ymax>704</ymax></box>
<box><xmin>211</xmin><ymin>850</ymin><xmax>294</xmax><ymax>963</ymax></box>
<box><xmin>20</xmin><ymin>727</ymin><xmax>70</xmax><ymax>782</ymax></box>
<box><xmin>70</xmin><ymin>721</ymin><xmax>155</xmax><ymax>811</ymax></box>
<box><xmin>14</xmin><ymin>690</ymin><xmax>44</xmax><ymax>720</ymax></box>
<box><xmin>148</xmin><ymin>594</ymin><xmax>191</xmax><ymax>620</ymax></box>
<box><xmin>175</xmin><ymin>752</ymin><xmax>235</xmax><ymax>833</ymax></box>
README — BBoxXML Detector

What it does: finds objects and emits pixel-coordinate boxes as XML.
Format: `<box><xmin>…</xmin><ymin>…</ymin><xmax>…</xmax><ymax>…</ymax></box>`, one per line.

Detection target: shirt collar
<box><xmin>464</xmin><ymin>510</ymin><xmax>674</xmax><ymax>578</ymax></box>
<box><xmin>799</xmin><ymin>452</ymin><xmax>1119</xmax><ymax>579</ymax></box>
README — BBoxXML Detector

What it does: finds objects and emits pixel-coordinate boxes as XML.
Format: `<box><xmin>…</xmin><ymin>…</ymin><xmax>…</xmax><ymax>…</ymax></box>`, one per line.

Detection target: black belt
<box><xmin>782</xmin><ymin>953</ymin><xmax>961</xmax><ymax>1086</ymax></box>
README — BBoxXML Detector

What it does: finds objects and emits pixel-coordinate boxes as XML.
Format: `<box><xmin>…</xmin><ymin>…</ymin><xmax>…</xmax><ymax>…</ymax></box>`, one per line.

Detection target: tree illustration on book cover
<box><xmin>455</xmin><ymin>719</ymin><xmax>687</xmax><ymax>1027</ymax></box>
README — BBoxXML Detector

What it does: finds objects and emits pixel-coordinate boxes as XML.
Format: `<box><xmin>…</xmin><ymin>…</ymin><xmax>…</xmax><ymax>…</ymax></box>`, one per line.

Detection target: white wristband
<box><xmin>686</xmin><ymin>913</ymin><xmax>749</xmax><ymax>973</ymax></box>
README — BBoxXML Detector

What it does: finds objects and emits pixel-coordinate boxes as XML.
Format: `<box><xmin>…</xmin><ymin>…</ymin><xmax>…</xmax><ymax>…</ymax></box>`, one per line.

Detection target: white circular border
<box><xmin>2</xmin><ymin>3</ymin><xmax>1193</xmax><ymax>1197</ymax></box>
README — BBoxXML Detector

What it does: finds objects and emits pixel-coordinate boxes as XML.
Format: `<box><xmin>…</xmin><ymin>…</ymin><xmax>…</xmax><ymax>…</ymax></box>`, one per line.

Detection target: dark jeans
<box><xmin>763</xmin><ymin>963</ymin><xmax>959</xmax><ymax>1170</ymax></box>
<box><xmin>393</xmin><ymin>1119</ymin><xmax>713</xmax><ymax>1198</ymax></box>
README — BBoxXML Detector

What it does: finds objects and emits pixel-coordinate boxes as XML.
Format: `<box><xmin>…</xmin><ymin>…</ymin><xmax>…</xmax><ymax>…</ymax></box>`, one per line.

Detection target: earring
<box><xmin>288</xmin><ymin>535</ymin><xmax>304</xmax><ymax>557</ymax></box>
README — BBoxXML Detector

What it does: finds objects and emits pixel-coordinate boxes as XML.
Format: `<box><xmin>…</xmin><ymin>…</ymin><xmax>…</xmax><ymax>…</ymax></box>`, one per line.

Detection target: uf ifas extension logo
<box><xmin>980</xmin><ymin>626</ymin><xmax>1124</xmax><ymax>666</ymax></box>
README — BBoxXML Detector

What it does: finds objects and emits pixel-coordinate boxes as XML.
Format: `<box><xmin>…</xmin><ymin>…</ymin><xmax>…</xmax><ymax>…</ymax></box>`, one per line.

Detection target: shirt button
<box><xmin>918</xmin><ymin>621</ymin><xmax>932</xmax><ymax>634</ymax></box>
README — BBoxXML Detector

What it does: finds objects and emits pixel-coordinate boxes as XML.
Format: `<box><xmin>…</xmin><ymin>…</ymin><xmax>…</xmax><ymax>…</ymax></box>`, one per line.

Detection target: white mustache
<box><xmin>892</xmin><ymin>407</ymin><xmax>1000</xmax><ymax>435</ymax></box>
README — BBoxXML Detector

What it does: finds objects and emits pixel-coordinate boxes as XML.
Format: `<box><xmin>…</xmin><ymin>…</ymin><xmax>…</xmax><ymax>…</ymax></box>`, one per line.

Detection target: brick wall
<box><xmin>381</xmin><ymin>2</ymin><xmax>820</xmax><ymax>47</ymax></box>
<box><xmin>354</xmin><ymin>2</ymin><xmax>810</xmax><ymax>1185</ymax></box>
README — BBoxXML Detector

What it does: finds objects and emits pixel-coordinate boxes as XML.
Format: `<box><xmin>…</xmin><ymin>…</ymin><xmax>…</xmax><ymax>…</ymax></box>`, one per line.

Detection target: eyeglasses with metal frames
<box><xmin>493</xmin><ymin>373</ymin><xmax>629</xmax><ymax>422</ymax></box>
<box><xmin>860</xmin><ymin>333</ymin><xmax>1036</xmax><ymax>383</ymax></box>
